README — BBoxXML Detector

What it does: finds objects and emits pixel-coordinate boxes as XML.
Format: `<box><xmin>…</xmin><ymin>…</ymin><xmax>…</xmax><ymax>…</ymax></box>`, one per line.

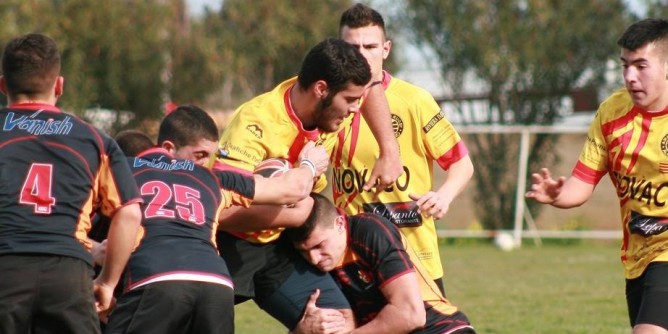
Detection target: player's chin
<box><xmin>317</xmin><ymin>263</ymin><xmax>332</xmax><ymax>272</ymax></box>
<box><xmin>322</xmin><ymin>120</ymin><xmax>343</xmax><ymax>133</ymax></box>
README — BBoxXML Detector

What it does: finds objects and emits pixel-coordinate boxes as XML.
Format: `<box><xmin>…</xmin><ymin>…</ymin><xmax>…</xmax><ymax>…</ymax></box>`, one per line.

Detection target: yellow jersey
<box><xmin>331</xmin><ymin>71</ymin><xmax>469</xmax><ymax>280</ymax></box>
<box><xmin>216</xmin><ymin>77</ymin><xmax>338</xmax><ymax>243</ymax></box>
<box><xmin>574</xmin><ymin>88</ymin><xmax>668</xmax><ymax>279</ymax></box>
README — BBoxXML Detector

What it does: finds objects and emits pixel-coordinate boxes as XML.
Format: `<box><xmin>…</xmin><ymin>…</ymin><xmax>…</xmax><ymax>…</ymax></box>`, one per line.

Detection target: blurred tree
<box><xmin>400</xmin><ymin>0</ymin><xmax>632</xmax><ymax>230</ymax></box>
<box><xmin>167</xmin><ymin>11</ymin><xmax>227</xmax><ymax>108</ymax></box>
<box><xmin>646</xmin><ymin>0</ymin><xmax>668</xmax><ymax>16</ymax></box>
<box><xmin>203</xmin><ymin>0</ymin><xmax>352</xmax><ymax>109</ymax></box>
<box><xmin>0</xmin><ymin>0</ymin><xmax>197</xmax><ymax>132</ymax></box>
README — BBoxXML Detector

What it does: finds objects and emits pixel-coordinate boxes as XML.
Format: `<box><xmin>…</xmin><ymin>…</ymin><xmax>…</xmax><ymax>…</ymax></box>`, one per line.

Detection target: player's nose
<box><xmin>308</xmin><ymin>250</ymin><xmax>321</xmax><ymax>265</ymax></box>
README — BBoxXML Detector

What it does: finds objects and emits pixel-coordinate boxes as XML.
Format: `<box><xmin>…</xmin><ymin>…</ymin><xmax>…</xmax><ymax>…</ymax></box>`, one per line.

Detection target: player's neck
<box><xmin>9</xmin><ymin>94</ymin><xmax>57</xmax><ymax>106</ymax></box>
<box><xmin>289</xmin><ymin>84</ymin><xmax>316</xmax><ymax>130</ymax></box>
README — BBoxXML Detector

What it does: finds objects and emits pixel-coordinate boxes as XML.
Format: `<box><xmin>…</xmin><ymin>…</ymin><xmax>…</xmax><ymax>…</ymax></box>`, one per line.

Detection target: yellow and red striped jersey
<box><xmin>574</xmin><ymin>88</ymin><xmax>668</xmax><ymax>279</ymax></box>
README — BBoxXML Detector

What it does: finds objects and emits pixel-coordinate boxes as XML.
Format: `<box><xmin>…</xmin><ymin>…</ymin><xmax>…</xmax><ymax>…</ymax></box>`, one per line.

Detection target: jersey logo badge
<box><xmin>391</xmin><ymin>114</ymin><xmax>403</xmax><ymax>138</ymax></box>
<box><xmin>357</xmin><ymin>269</ymin><xmax>373</xmax><ymax>284</ymax></box>
<box><xmin>362</xmin><ymin>202</ymin><xmax>422</xmax><ymax>227</ymax></box>
<box><xmin>423</xmin><ymin>112</ymin><xmax>444</xmax><ymax>134</ymax></box>
<box><xmin>661</xmin><ymin>132</ymin><xmax>668</xmax><ymax>156</ymax></box>
<box><xmin>629</xmin><ymin>211</ymin><xmax>668</xmax><ymax>237</ymax></box>
<box><xmin>246</xmin><ymin>124</ymin><xmax>263</xmax><ymax>139</ymax></box>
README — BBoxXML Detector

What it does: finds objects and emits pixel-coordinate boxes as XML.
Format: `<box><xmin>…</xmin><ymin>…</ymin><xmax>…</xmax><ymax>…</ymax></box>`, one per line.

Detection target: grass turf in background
<box><xmin>234</xmin><ymin>242</ymin><xmax>628</xmax><ymax>334</ymax></box>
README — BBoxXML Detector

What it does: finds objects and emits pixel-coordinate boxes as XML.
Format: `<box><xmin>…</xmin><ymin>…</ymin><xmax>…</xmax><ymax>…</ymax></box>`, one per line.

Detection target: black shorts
<box><xmin>217</xmin><ymin>232</ymin><xmax>350</xmax><ymax>330</ymax></box>
<box><xmin>625</xmin><ymin>261</ymin><xmax>668</xmax><ymax>330</ymax></box>
<box><xmin>105</xmin><ymin>281</ymin><xmax>234</xmax><ymax>334</ymax></box>
<box><xmin>0</xmin><ymin>254</ymin><xmax>100</xmax><ymax>334</ymax></box>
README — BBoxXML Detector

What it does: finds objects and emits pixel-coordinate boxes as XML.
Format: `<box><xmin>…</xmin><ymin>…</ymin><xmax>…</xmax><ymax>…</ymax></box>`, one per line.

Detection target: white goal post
<box><xmin>438</xmin><ymin>125</ymin><xmax>622</xmax><ymax>247</ymax></box>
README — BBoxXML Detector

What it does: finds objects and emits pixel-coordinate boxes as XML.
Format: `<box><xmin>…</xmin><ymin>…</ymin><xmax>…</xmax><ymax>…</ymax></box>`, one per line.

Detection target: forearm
<box><xmin>436</xmin><ymin>157</ymin><xmax>474</xmax><ymax>203</ymax></box>
<box><xmin>96</xmin><ymin>203</ymin><xmax>141</xmax><ymax>288</ymax></box>
<box><xmin>219</xmin><ymin>197</ymin><xmax>313</xmax><ymax>232</ymax></box>
<box><xmin>550</xmin><ymin>176</ymin><xmax>593</xmax><ymax>208</ymax></box>
<box><xmin>351</xmin><ymin>305</ymin><xmax>422</xmax><ymax>334</ymax></box>
<box><xmin>361</xmin><ymin>84</ymin><xmax>399</xmax><ymax>158</ymax></box>
<box><xmin>253</xmin><ymin>165</ymin><xmax>314</xmax><ymax>205</ymax></box>
<box><xmin>352</xmin><ymin>274</ymin><xmax>425</xmax><ymax>334</ymax></box>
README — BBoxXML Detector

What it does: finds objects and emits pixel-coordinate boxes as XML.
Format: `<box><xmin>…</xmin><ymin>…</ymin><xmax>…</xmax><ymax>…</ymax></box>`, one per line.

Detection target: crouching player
<box><xmin>285</xmin><ymin>194</ymin><xmax>475</xmax><ymax>334</ymax></box>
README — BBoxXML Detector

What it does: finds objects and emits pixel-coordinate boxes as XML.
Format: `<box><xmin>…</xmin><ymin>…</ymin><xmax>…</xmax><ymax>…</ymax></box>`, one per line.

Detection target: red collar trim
<box><xmin>8</xmin><ymin>103</ymin><xmax>60</xmax><ymax>112</ymax></box>
<box><xmin>634</xmin><ymin>104</ymin><xmax>668</xmax><ymax>117</ymax></box>
<box><xmin>381</xmin><ymin>70</ymin><xmax>392</xmax><ymax>90</ymax></box>
<box><xmin>283</xmin><ymin>86</ymin><xmax>321</xmax><ymax>141</ymax></box>
<box><xmin>136</xmin><ymin>147</ymin><xmax>171</xmax><ymax>158</ymax></box>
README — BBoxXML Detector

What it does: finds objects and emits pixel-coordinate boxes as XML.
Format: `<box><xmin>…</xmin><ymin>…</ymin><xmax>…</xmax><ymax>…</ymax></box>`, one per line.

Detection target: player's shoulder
<box><xmin>597</xmin><ymin>88</ymin><xmax>634</xmax><ymax>120</ymax></box>
<box><xmin>350</xmin><ymin>213</ymin><xmax>397</xmax><ymax>237</ymax></box>
<box><xmin>388</xmin><ymin>76</ymin><xmax>431</xmax><ymax>95</ymax></box>
<box><xmin>386</xmin><ymin>75</ymin><xmax>438</xmax><ymax>109</ymax></box>
<box><xmin>229</xmin><ymin>80</ymin><xmax>294</xmax><ymax>127</ymax></box>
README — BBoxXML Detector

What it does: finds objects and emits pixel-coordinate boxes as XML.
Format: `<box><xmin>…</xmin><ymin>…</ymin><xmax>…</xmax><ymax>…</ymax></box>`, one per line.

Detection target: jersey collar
<box><xmin>136</xmin><ymin>147</ymin><xmax>172</xmax><ymax>159</ymax></box>
<box><xmin>284</xmin><ymin>85</ymin><xmax>321</xmax><ymax>141</ymax></box>
<box><xmin>8</xmin><ymin>102</ymin><xmax>60</xmax><ymax>112</ymax></box>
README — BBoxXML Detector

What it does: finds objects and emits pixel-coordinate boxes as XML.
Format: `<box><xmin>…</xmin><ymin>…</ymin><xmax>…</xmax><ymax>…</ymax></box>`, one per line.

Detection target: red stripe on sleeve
<box><xmin>435</xmin><ymin>141</ymin><xmax>469</xmax><ymax>171</ymax></box>
<box><xmin>572</xmin><ymin>161</ymin><xmax>606</xmax><ymax>185</ymax></box>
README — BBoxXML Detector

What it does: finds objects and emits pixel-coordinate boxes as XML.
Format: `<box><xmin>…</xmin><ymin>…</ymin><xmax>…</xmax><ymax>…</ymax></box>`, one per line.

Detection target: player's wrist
<box><xmin>299</xmin><ymin>159</ymin><xmax>317</xmax><ymax>178</ymax></box>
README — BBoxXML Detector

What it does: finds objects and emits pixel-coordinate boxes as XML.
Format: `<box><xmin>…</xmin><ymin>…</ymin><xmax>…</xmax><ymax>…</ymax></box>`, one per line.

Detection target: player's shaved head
<box><xmin>1</xmin><ymin>33</ymin><xmax>61</xmax><ymax>99</ymax></box>
<box><xmin>115</xmin><ymin>130</ymin><xmax>154</xmax><ymax>157</ymax></box>
<box><xmin>339</xmin><ymin>3</ymin><xmax>387</xmax><ymax>38</ymax></box>
<box><xmin>158</xmin><ymin>104</ymin><xmax>218</xmax><ymax>148</ymax></box>
<box><xmin>284</xmin><ymin>193</ymin><xmax>339</xmax><ymax>244</ymax></box>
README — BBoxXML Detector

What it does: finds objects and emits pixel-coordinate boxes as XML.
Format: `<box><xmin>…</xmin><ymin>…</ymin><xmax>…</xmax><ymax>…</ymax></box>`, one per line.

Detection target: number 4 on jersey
<box><xmin>20</xmin><ymin>163</ymin><xmax>56</xmax><ymax>215</ymax></box>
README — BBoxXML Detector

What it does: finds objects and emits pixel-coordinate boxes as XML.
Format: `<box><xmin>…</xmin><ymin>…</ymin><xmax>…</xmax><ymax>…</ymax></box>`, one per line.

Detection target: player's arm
<box><xmin>252</xmin><ymin>141</ymin><xmax>328</xmax><ymax>205</ymax></box>
<box><xmin>360</xmin><ymin>84</ymin><xmax>403</xmax><ymax>195</ymax></box>
<box><xmin>351</xmin><ymin>272</ymin><xmax>425</xmax><ymax>334</ymax></box>
<box><xmin>525</xmin><ymin>168</ymin><xmax>594</xmax><ymax>208</ymax></box>
<box><xmin>218</xmin><ymin>196</ymin><xmax>314</xmax><ymax>232</ymax></box>
<box><xmin>410</xmin><ymin>155</ymin><xmax>474</xmax><ymax>219</ymax></box>
<box><xmin>93</xmin><ymin>203</ymin><xmax>142</xmax><ymax>312</ymax></box>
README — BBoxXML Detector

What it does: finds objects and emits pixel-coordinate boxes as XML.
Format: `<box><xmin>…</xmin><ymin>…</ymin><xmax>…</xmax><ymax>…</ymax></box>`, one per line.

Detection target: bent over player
<box><xmin>105</xmin><ymin>105</ymin><xmax>327</xmax><ymax>334</ymax></box>
<box><xmin>0</xmin><ymin>33</ymin><xmax>142</xmax><ymax>333</ymax></box>
<box><xmin>286</xmin><ymin>194</ymin><xmax>475</xmax><ymax>334</ymax></box>
<box><xmin>526</xmin><ymin>19</ymin><xmax>668</xmax><ymax>334</ymax></box>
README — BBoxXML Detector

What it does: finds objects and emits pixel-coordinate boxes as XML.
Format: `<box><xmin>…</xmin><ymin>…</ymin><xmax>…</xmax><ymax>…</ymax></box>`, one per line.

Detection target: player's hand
<box><xmin>299</xmin><ymin>141</ymin><xmax>329</xmax><ymax>177</ymax></box>
<box><xmin>97</xmin><ymin>296</ymin><xmax>116</xmax><ymax>324</ymax></box>
<box><xmin>409</xmin><ymin>191</ymin><xmax>452</xmax><ymax>220</ymax></box>
<box><xmin>289</xmin><ymin>195</ymin><xmax>314</xmax><ymax>212</ymax></box>
<box><xmin>525</xmin><ymin>168</ymin><xmax>565</xmax><ymax>204</ymax></box>
<box><xmin>291</xmin><ymin>289</ymin><xmax>347</xmax><ymax>334</ymax></box>
<box><xmin>363</xmin><ymin>153</ymin><xmax>403</xmax><ymax>199</ymax></box>
<box><xmin>93</xmin><ymin>279</ymin><xmax>115</xmax><ymax>313</ymax></box>
<box><xmin>92</xmin><ymin>239</ymin><xmax>108</xmax><ymax>266</ymax></box>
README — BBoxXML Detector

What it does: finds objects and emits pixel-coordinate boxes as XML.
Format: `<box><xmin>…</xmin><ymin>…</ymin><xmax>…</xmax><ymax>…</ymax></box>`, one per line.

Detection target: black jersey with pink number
<box><xmin>0</xmin><ymin>104</ymin><xmax>141</xmax><ymax>266</ymax></box>
<box><xmin>122</xmin><ymin>148</ymin><xmax>254</xmax><ymax>292</ymax></box>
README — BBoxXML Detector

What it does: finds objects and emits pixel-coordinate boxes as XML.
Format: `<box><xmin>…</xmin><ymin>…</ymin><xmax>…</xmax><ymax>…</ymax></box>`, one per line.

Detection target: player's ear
<box><xmin>0</xmin><ymin>76</ymin><xmax>7</xmax><ymax>96</ymax></box>
<box><xmin>383</xmin><ymin>39</ymin><xmax>392</xmax><ymax>60</ymax></box>
<box><xmin>314</xmin><ymin>80</ymin><xmax>329</xmax><ymax>99</ymax></box>
<box><xmin>54</xmin><ymin>76</ymin><xmax>64</xmax><ymax>98</ymax></box>
<box><xmin>335</xmin><ymin>215</ymin><xmax>345</xmax><ymax>233</ymax></box>
<box><xmin>161</xmin><ymin>140</ymin><xmax>177</xmax><ymax>154</ymax></box>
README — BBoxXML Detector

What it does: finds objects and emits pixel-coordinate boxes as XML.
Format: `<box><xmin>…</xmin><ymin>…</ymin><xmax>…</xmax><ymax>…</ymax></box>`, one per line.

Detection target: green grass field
<box><xmin>234</xmin><ymin>241</ymin><xmax>629</xmax><ymax>334</ymax></box>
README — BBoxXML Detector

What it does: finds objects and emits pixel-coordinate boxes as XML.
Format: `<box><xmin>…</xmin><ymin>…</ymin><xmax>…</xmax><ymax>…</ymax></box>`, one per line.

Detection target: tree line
<box><xmin>1</xmin><ymin>0</ymin><xmax>663</xmax><ymax>230</ymax></box>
